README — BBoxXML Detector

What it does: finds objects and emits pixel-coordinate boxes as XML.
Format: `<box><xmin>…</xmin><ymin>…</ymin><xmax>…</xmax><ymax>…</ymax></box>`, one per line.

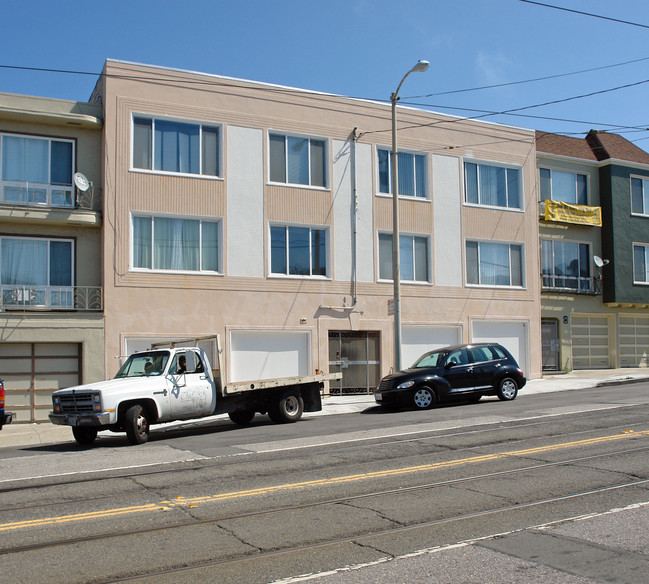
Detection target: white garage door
<box><xmin>619</xmin><ymin>315</ymin><xmax>649</xmax><ymax>368</ymax></box>
<box><xmin>230</xmin><ymin>331</ymin><xmax>310</xmax><ymax>382</ymax></box>
<box><xmin>571</xmin><ymin>316</ymin><xmax>609</xmax><ymax>369</ymax></box>
<box><xmin>471</xmin><ymin>321</ymin><xmax>528</xmax><ymax>377</ymax></box>
<box><xmin>401</xmin><ymin>326</ymin><xmax>461</xmax><ymax>369</ymax></box>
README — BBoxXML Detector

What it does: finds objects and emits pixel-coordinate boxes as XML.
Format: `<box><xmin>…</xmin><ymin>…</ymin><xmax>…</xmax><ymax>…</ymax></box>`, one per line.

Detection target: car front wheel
<box><xmin>412</xmin><ymin>386</ymin><xmax>437</xmax><ymax>410</ymax></box>
<box><xmin>497</xmin><ymin>377</ymin><xmax>518</xmax><ymax>401</ymax></box>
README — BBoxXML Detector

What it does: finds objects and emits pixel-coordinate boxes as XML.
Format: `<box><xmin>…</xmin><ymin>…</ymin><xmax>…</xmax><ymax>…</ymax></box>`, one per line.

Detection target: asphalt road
<box><xmin>1</xmin><ymin>384</ymin><xmax>649</xmax><ymax>583</ymax></box>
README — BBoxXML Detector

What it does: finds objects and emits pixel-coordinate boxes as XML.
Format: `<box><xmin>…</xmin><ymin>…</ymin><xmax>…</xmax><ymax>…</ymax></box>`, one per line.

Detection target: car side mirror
<box><xmin>445</xmin><ymin>360</ymin><xmax>457</xmax><ymax>369</ymax></box>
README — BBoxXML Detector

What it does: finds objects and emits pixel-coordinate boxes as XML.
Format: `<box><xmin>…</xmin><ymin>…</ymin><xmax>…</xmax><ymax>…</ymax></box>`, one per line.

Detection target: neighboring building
<box><xmin>91</xmin><ymin>59</ymin><xmax>542</xmax><ymax>391</ymax></box>
<box><xmin>0</xmin><ymin>93</ymin><xmax>104</xmax><ymax>422</ymax></box>
<box><xmin>537</xmin><ymin>130</ymin><xmax>649</xmax><ymax>371</ymax></box>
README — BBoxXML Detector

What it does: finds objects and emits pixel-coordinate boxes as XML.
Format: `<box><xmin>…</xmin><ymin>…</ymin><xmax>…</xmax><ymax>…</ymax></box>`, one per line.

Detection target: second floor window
<box><xmin>269</xmin><ymin>133</ymin><xmax>326</xmax><ymax>188</ymax></box>
<box><xmin>466</xmin><ymin>241</ymin><xmax>524</xmax><ymax>287</ymax></box>
<box><xmin>540</xmin><ymin>168</ymin><xmax>587</xmax><ymax>205</ymax></box>
<box><xmin>270</xmin><ymin>225</ymin><xmax>327</xmax><ymax>277</ymax></box>
<box><xmin>378</xmin><ymin>233</ymin><xmax>430</xmax><ymax>283</ymax></box>
<box><xmin>631</xmin><ymin>177</ymin><xmax>649</xmax><ymax>216</ymax></box>
<box><xmin>541</xmin><ymin>239</ymin><xmax>591</xmax><ymax>292</ymax></box>
<box><xmin>132</xmin><ymin>117</ymin><xmax>220</xmax><ymax>177</ymax></box>
<box><xmin>464</xmin><ymin>161</ymin><xmax>521</xmax><ymax>209</ymax></box>
<box><xmin>0</xmin><ymin>236</ymin><xmax>73</xmax><ymax>307</ymax></box>
<box><xmin>132</xmin><ymin>215</ymin><xmax>220</xmax><ymax>273</ymax></box>
<box><xmin>1</xmin><ymin>134</ymin><xmax>74</xmax><ymax>207</ymax></box>
<box><xmin>377</xmin><ymin>149</ymin><xmax>427</xmax><ymax>198</ymax></box>
<box><xmin>634</xmin><ymin>244</ymin><xmax>649</xmax><ymax>284</ymax></box>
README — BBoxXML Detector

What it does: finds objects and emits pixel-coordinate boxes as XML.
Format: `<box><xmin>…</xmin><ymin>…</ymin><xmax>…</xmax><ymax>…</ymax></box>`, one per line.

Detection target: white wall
<box><xmin>401</xmin><ymin>325</ymin><xmax>462</xmax><ymax>368</ymax></box>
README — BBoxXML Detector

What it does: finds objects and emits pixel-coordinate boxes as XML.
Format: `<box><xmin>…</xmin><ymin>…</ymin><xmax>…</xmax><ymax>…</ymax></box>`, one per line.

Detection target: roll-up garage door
<box><xmin>471</xmin><ymin>321</ymin><xmax>528</xmax><ymax>377</ymax></box>
<box><xmin>619</xmin><ymin>315</ymin><xmax>649</xmax><ymax>368</ymax></box>
<box><xmin>401</xmin><ymin>326</ymin><xmax>461</xmax><ymax>369</ymax></box>
<box><xmin>571</xmin><ymin>316</ymin><xmax>609</xmax><ymax>369</ymax></box>
<box><xmin>0</xmin><ymin>343</ymin><xmax>81</xmax><ymax>423</ymax></box>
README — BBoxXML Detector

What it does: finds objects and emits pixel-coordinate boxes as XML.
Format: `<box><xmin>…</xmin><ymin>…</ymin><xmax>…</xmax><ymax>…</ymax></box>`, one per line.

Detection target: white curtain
<box><xmin>154</xmin><ymin>218</ymin><xmax>199</xmax><ymax>271</ymax></box>
<box><xmin>1</xmin><ymin>239</ymin><xmax>47</xmax><ymax>285</ymax></box>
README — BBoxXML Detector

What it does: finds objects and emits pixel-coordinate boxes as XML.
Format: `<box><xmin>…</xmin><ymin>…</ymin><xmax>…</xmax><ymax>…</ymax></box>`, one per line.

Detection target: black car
<box><xmin>375</xmin><ymin>343</ymin><xmax>526</xmax><ymax>410</ymax></box>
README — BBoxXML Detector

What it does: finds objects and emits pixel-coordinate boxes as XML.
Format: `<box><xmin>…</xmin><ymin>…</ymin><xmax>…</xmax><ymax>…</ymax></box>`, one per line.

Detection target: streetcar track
<box><xmin>1</xmin><ymin>443</ymin><xmax>648</xmax><ymax>557</ymax></box>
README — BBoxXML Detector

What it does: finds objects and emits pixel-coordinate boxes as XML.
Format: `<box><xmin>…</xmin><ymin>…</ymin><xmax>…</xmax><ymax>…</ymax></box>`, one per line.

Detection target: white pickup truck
<box><xmin>49</xmin><ymin>337</ymin><xmax>341</xmax><ymax>446</ymax></box>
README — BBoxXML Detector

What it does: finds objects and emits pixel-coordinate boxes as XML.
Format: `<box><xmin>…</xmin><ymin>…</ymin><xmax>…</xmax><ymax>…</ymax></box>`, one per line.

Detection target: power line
<box><xmin>517</xmin><ymin>0</ymin><xmax>649</xmax><ymax>30</ymax></box>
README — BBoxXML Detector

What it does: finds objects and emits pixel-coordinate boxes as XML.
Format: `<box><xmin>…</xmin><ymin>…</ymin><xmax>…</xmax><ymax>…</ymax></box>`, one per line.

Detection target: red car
<box><xmin>0</xmin><ymin>379</ymin><xmax>13</xmax><ymax>429</ymax></box>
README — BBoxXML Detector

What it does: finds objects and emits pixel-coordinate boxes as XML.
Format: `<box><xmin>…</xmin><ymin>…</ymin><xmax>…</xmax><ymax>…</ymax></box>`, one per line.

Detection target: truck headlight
<box><xmin>93</xmin><ymin>394</ymin><xmax>102</xmax><ymax>412</ymax></box>
<box><xmin>52</xmin><ymin>396</ymin><xmax>61</xmax><ymax>413</ymax></box>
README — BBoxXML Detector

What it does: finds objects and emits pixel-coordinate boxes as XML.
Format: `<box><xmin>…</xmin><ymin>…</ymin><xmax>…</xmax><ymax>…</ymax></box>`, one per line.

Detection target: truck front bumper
<box><xmin>49</xmin><ymin>412</ymin><xmax>111</xmax><ymax>427</ymax></box>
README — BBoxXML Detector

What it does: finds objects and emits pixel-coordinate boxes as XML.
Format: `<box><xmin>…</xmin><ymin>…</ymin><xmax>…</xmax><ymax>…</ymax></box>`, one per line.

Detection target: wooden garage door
<box><xmin>619</xmin><ymin>316</ymin><xmax>649</xmax><ymax>368</ymax></box>
<box><xmin>571</xmin><ymin>316</ymin><xmax>609</xmax><ymax>369</ymax></box>
<box><xmin>0</xmin><ymin>343</ymin><xmax>81</xmax><ymax>423</ymax></box>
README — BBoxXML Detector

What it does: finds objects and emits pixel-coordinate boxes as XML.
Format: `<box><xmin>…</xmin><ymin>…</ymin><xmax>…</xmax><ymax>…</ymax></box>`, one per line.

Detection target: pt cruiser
<box><xmin>375</xmin><ymin>343</ymin><xmax>526</xmax><ymax>410</ymax></box>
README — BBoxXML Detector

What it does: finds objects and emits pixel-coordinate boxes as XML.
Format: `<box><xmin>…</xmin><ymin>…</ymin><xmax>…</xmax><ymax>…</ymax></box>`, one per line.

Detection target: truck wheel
<box><xmin>72</xmin><ymin>427</ymin><xmax>98</xmax><ymax>446</ymax></box>
<box><xmin>124</xmin><ymin>404</ymin><xmax>150</xmax><ymax>445</ymax></box>
<box><xmin>268</xmin><ymin>393</ymin><xmax>304</xmax><ymax>423</ymax></box>
<box><xmin>228</xmin><ymin>410</ymin><xmax>255</xmax><ymax>425</ymax></box>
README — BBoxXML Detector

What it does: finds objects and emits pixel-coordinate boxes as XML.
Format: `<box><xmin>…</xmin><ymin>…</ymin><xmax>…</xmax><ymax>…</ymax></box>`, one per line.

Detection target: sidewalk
<box><xmin>2</xmin><ymin>368</ymin><xmax>648</xmax><ymax>449</ymax></box>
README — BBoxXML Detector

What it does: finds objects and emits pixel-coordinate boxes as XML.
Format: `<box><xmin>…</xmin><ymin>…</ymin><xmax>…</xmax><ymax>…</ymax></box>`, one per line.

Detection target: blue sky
<box><xmin>2</xmin><ymin>0</ymin><xmax>649</xmax><ymax>144</ymax></box>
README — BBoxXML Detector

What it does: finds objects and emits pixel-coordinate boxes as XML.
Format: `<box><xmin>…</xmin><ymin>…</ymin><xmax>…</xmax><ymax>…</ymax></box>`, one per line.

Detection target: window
<box><xmin>631</xmin><ymin>177</ymin><xmax>649</xmax><ymax>216</ymax></box>
<box><xmin>132</xmin><ymin>215</ymin><xmax>220</xmax><ymax>272</ymax></box>
<box><xmin>1</xmin><ymin>133</ymin><xmax>74</xmax><ymax>207</ymax></box>
<box><xmin>270</xmin><ymin>225</ymin><xmax>328</xmax><ymax>277</ymax></box>
<box><xmin>378</xmin><ymin>233</ymin><xmax>429</xmax><ymax>283</ymax></box>
<box><xmin>269</xmin><ymin>133</ymin><xmax>326</xmax><ymax>187</ymax></box>
<box><xmin>377</xmin><ymin>148</ymin><xmax>427</xmax><ymax>198</ymax></box>
<box><xmin>541</xmin><ymin>240</ymin><xmax>591</xmax><ymax>291</ymax></box>
<box><xmin>132</xmin><ymin>117</ymin><xmax>220</xmax><ymax>176</ymax></box>
<box><xmin>0</xmin><ymin>237</ymin><xmax>74</xmax><ymax>307</ymax></box>
<box><xmin>634</xmin><ymin>245</ymin><xmax>649</xmax><ymax>284</ymax></box>
<box><xmin>540</xmin><ymin>168</ymin><xmax>587</xmax><ymax>205</ymax></box>
<box><xmin>464</xmin><ymin>161</ymin><xmax>521</xmax><ymax>209</ymax></box>
<box><xmin>466</xmin><ymin>241</ymin><xmax>524</xmax><ymax>287</ymax></box>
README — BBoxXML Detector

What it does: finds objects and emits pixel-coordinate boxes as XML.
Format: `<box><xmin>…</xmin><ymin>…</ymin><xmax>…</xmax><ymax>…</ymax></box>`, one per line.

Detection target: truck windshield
<box><xmin>115</xmin><ymin>351</ymin><xmax>170</xmax><ymax>378</ymax></box>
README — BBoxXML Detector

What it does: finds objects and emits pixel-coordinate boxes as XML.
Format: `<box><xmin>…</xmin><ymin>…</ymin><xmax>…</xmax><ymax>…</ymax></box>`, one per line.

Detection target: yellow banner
<box><xmin>544</xmin><ymin>200</ymin><xmax>602</xmax><ymax>226</ymax></box>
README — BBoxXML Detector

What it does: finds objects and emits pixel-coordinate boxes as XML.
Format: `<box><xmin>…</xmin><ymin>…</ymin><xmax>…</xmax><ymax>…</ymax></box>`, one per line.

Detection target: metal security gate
<box><xmin>0</xmin><ymin>343</ymin><xmax>81</xmax><ymax>422</ymax></box>
<box><xmin>328</xmin><ymin>331</ymin><xmax>380</xmax><ymax>395</ymax></box>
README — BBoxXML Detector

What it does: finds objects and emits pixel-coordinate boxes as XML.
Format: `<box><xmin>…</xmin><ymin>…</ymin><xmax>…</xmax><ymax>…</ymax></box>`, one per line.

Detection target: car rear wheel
<box><xmin>412</xmin><ymin>386</ymin><xmax>437</xmax><ymax>410</ymax></box>
<box><xmin>497</xmin><ymin>377</ymin><xmax>518</xmax><ymax>401</ymax></box>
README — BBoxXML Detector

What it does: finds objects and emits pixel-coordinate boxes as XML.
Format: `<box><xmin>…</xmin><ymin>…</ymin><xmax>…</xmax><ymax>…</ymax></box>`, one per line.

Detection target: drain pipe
<box><xmin>319</xmin><ymin>128</ymin><xmax>358</xmax><ymax>312</ymax></box>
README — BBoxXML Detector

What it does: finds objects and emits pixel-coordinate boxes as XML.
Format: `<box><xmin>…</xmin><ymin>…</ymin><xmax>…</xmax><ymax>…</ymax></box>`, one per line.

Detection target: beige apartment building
<box><xmin>0</xmin><ymin>93</ymin><xmax>104</xmax><ymax>421</ymax></box>
<box><xmin>91</xmin><ymin>60</ymin><xmax>542</xmax><ymax>391</ymax></box>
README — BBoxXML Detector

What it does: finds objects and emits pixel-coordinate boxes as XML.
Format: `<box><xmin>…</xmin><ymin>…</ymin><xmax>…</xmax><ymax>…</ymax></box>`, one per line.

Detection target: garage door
<box><xmin>229</xmin><ymin>331</ymin><xmax>310</xmax><ymax>382</ymax></box>
<box><xmin>471</xmin><ymin>321</ymin><xmax>528</xmax><ymax>377</ymax></box>
<box><xmin>619</xmin><ymin>315</ymin><xmax>649</xmax><ymax>368</ymax></box>
<box><xmin>571</xmin><ymin>316</ymin><xmax>610</xmax><ymax>369</ymax></box>
<box><xmin>401</xmin><ymin>326</ymin><xmax>461</xmax><ymax>369</ymax></box>
<box><xmin>0</xmin><ymin>343</ymin><xmax>81</xmax><ymax>423</ymax></box>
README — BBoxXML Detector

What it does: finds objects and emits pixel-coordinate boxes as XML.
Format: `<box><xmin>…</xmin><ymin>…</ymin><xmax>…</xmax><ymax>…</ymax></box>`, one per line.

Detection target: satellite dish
<box><xmin>593</xmin><ymin>256</ymin><xmax>609</xmax><ymax>268</ymax></box>
<box><xmin>74</xmin><ymin>172</ymin><xmax>90</xmax><ymax>192</ymax></box>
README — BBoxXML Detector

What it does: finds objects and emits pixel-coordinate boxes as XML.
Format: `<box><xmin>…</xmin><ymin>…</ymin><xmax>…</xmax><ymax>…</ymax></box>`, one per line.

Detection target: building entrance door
<box><xmin>328</xmin><ymin>331</ymin><xmax>380</xmax><ymax>395</ymax></box>
<box><xmin>542</xmin><ymin>319</ymin><xmax>559</xmax><ymax>371</ymax></box>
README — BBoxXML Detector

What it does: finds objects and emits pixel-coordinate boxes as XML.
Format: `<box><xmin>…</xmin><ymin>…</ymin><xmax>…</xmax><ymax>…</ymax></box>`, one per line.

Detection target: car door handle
<box><xmin>467</xmin><ymin>367</ymin><xmax>474</xmax><ymax>373</ymax></box>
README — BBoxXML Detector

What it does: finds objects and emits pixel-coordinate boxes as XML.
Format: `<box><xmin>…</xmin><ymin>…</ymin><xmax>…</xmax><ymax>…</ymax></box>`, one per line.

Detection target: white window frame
<box><xmin>465</xmin><ymin>239</ymin><xmax>525</xmax><ymax>289</ymax></box>
<box><xmin>377</xmin><ymin>231</ymin><xmax>431</xmax><ymax>284</ymax></box>
<box><xmin>268</xmin><ymin>131</ymin><xmax>328</xmax><ymax>189</ymax></box>
<box><xmin>0</xmin><ymin>132</ymin><xmax>76</xmax><ymax>207</ymax></box>
<box><xmin>539</xmin><ymin>167</ymin><xmax>588</xmax><ymax>205</ymax></box>
<box><xmin>541</xmin><ymin>238</ymin><xmax>592</xmax><ymax>292</ymax></box>
<box><xmin>130</xmin><ymin>213</ymin><xmax>222</xmax><ymax>274</ymax></box>
<box><xmin>376</xmin><ymin>147</ymin><xmax>429</xmax><ymax>199</ymax></box>
<box><xmin>269</xmin><ymin>223</ymin><xmax>330</xmax><ymax>279</ymax></box>
<box><xmin>633</xmin><ymin>243</ymin><xmax>649</xmax><ymax>285</ymax></box>
<box><xmin>130</xmin><ymin>114</ymin><xmax>222</xmax><ymax>178</ymax></box>
<box><xmin>631</xmin><ymin>176</ymin><xmax>649</xmax><ymax>217</ymax></box>
<box><xmin>464</xmin><ymin>159</ymin><xmax>523</xmax><ymax>210</ymax></box>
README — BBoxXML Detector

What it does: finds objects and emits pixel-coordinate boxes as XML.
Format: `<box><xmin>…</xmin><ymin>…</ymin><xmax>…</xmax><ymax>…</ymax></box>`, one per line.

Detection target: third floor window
<box><xmin>540</xmin><ymin>168</ymin><xmax>587</xmax><ymax>205</ymax></box>
<box><xmin>1</xmin><ymin>133</ymin><xmax>74</xmax><ymax>207</ymax></box>
<box><xmin>464</xmin><ymin>161</ymin><xmax>521</xmax><ymax>210</ymax></box>
<box><xmin>631</xmin><ymin>177</ymin><xmax>649</xmax><ymax>216</ymax></box>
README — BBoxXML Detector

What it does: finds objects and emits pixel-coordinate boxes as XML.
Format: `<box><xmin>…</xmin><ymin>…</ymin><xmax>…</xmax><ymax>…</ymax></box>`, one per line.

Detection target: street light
<box><xmin>391</xmin><ymin>59</ymin><xmax>429</xmax><ymax>372</ymax></box>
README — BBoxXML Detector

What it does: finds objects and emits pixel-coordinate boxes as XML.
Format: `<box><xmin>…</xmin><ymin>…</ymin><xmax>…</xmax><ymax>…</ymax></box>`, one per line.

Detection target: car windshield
<box><xmin>115</xmin><ymin>351</ymin><xmax>170</xmax><ymax>378</ymax></box>
<box><xmin>412</xmin><ymin>350</ymin><xmax>446</xmax><ymax>368</ymax></box>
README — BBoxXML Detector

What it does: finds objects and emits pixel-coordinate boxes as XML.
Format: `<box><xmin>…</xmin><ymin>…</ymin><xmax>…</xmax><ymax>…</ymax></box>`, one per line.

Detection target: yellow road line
<box><xmin>1</xmin><ymin>430</ymin><xmax>646</xmax><ymax>533</ymax></box>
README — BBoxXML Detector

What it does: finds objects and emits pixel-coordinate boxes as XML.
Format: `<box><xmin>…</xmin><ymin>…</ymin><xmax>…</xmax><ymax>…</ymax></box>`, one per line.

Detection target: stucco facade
<box><xmin>93</xmin><ymin>60</ymin><xmax>542</xmax><ymax>388</ymax></box>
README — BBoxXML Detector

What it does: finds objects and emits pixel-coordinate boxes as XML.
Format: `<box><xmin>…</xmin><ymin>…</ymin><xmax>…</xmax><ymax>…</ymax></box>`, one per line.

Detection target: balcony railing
<box><xmin>0</xmin><ymin>180</ymin><xmax>101</xmax><ymax>212</ymax></box>
<box><xmin>0</xmin><ymin>285</ymin><xmax>103</xmax><ymax>311</ymax></box>
<box><xmin>542</xmin><ymin>275</ymin><xmax>594</xmax><ymax>294</ymax></box>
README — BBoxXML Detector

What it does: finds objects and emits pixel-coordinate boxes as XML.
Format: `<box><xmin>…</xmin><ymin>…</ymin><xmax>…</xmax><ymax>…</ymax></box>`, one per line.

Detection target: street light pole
<box><xmin>390</xmin><ymin>60</ymin><xmax>429</xmax><ymax>372</ymax></box>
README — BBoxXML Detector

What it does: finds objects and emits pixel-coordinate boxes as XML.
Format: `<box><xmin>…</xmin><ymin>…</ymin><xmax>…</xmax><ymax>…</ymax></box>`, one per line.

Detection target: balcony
<box><xmin>541</xmin><ymin>275</ymin><xmax>595</xmax><ymax>295</ymax></box>
<box><xmin>0</xmin><ymin>285</ymin><xmax>103</xmax><ymax>311</ymax></box>
<box><xmin>0</xmin><ymin>179</ymin><xmax>101</xmax><ymax>212</ymax></box>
